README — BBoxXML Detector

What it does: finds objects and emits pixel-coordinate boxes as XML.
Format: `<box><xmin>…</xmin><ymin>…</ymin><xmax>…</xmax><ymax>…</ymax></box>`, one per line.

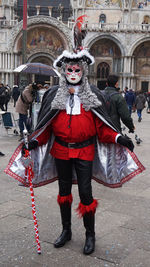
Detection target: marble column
<box><xmin>10</xmin><ymin>6</ymin><xmax>12</xmax><ymax>20</ymax></box>
<box><xmin>48</xmin><ymin>6</ymin><xmax>53</xmax><ymax>16</ymax></box>
<box><xmin>1</xmin><ymin>72</ymin><xmax>4</xmax><ymax>84</ymax></box>
<box><xmin>36</xmin><ymin>6</ymin><xmax>40</xmax><ymax>16</ymax></box>
<box><xmin>0</xmin><ymin>53</ymin><xmax>2</xmax><ymax>69</ymax></box>
<box><xmin>14</xmin><ymin>54</ymin><xmax>18</xmax><ymax>69</ymax></box>
<box><xmin>10</xmin><ymin>73</ymin><xmax>14</xmax><ymax>88</ymax></box>
<box><xmin>3</xmin><ymin>53</ymin><xmax>5</xmax><ymax>70</ymax></box>
<box><xmin>5</xmin><ymin>73</ymin><xmax>9</xmax><ymax>85</ymax></box>
<box><xmin>6</xmin><ymin>53</ymin><xmax>8</xmax><ymax>70</ymax></box>
<box><xmin>131</xmin><ymin>56</ymin><xmax>135</xmax><ymax>74</ymax></box>
<box><xmin>8</xmin><ymin>53</ymin><xmax>10</xmax><ymax>70</ymax></box>
<box><xmin>11</xmin><ymin>53</ymin><xmax>14</xmax><ymax>70</ymax></box>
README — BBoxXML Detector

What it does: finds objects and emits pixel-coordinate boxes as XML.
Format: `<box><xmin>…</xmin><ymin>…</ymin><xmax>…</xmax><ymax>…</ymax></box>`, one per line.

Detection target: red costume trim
<box><xmin>57</xmin><ymin>194</ymin><xmax>73</xmax><ymax>206</ymax></box>
<box><xmin>76</xmin><ymin>199</ymin><xmax>98</xmax><ymax>217</ymax></box>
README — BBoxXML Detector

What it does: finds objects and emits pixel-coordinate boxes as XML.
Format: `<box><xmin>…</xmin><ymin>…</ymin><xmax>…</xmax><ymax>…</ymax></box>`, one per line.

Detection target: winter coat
<box><xmin>0</xmin><ymin>86</ymin><xmax>6</xmax><ymax>105</ymax></box>
<box><xmin>4</xmin><ymin>88</ymin><xmax>11</xmax><ymax>104</ymax></box>
<box><xmin>146</xmin><ymin>92</ymin><xmax>150</xmax><ymax>104</ymax></box>
<box><xmin>135</xmin><ymin>94</ymin><xmax>146</xmax><ymax>110</ymax></box>
<box><xmin>125</xmin><ymin>90</ymin><xmax>135</xmax><ymax>106</ymax></box>
<box><xmin>15</xmin><ymin>84</ymin><xmax>34</xmax><ymax>115</ymax></box>
<box><xmin>103</xmin><ymin>87</ymin><xmax>134</xmax><ymax>132</ymax></box>
<box><xmin>12</xmin><ymin>86</ymin><xmax>20</xmax><ymax>101</ymax></box>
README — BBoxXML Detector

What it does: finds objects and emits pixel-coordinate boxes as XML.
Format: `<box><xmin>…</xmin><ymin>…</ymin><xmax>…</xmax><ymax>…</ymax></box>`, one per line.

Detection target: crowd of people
<box><xmin>122</xmin><ymin>86</ymin><xmax>148</xmax><ymax>122</ymax></box>
<box><xmin>0</xmin><ymin>82</ymin><xmax>49</xmax><ymax>155</ymax></box>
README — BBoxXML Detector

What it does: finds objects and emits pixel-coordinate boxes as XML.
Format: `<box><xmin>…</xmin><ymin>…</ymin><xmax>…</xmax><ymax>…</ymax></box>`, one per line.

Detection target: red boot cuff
<box><xmin>76</xmin><ymin>199</ymin><xmax>98</xmax><ymax>217</ymax></box>
<box><xmin>57</xmin><ymin>194</ymin><xmax>73</xmax><ymax>206</ymax></box>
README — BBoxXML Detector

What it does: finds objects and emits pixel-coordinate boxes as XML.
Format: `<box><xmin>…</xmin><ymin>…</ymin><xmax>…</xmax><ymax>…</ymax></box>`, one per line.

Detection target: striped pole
<box><xmin>23</xmin><ymin>128</ymin><xmax>41</xmax><ymax>254</ymax></box>
<box><xmin>28</xmin><ymin>165</ymin><xmax>41</xmax><ymax>254</ymax></box>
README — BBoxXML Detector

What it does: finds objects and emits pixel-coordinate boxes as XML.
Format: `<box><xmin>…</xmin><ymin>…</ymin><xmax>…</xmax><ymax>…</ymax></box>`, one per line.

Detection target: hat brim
<box><xmin>53</xmin><ymin>50</ymin><xmax>95</xmax><ymax>68</ymax></box>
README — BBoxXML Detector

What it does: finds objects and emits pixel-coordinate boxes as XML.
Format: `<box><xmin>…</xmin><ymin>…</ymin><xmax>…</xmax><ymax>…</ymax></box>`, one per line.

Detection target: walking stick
<box><xmin>22</xmin><ymin>127</ymin><xmax>41</xmax><ymax>254</ymax></box>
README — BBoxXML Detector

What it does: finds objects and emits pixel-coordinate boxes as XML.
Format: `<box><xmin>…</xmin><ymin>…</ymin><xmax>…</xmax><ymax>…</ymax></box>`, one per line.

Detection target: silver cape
<box><xmin>5</xmin><ymin>109</ymin><xmax>145</xmax><ymax>188</ymax></box>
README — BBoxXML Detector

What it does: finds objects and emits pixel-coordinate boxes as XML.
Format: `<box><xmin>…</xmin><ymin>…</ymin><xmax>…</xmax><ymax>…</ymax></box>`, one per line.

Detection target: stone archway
<box><xmin>9</xmin><ymin>16</ymin><xmax>72</xmax><ymax>53</ymax></box>
<box><xmin>89</xmin><ymin>37</ymin><xmax>122</xmax><ymax>87</ymax></box>
<box><xmin>15</xmin><ymin>24</ymin><xmax>68</xmax><ymax>64</ymax></box>
<box><xmin>133</xmin><ymin>40</ymin><xmax>150</xmax><ymax>91</ymax></box>
<box><xmin>97</xmin><ymin>62</ymin><xmax>110</xmax><ymax>89</ymax></box>
<box><xmin>10</xmin><ymin>16</ymin><xmax>72</xmax><ymax>88</ymax></box>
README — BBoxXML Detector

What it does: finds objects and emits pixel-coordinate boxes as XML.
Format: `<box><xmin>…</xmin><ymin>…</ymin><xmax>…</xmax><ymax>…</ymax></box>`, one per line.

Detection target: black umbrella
<box><xmin>14</xmin><ymin>63</ymin><xmax>60</xmax><ymax>77</ymax></box>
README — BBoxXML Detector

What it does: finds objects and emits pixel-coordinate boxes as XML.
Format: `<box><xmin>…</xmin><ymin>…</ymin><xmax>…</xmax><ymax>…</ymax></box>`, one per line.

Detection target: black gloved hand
<box><xmin>22</xmin><ymin>140</ymin><xmax>38</xmax><ymax>156</ymax></box>
<box><xmin>128</xmin><ymin>128</ymin><xmax>135</xmax><ymax>133</ymax></box>
<box><xmin>117</xmin><ymin>135</ymin><xmax>134</xmax><ymax>152</ymax></box>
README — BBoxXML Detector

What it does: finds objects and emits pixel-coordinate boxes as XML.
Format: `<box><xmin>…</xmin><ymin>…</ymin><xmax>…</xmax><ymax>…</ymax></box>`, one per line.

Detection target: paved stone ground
<box><xmin>0</xmin><ymin>102</ymin><xmax>150</xmax><ymax>267</ymax></box>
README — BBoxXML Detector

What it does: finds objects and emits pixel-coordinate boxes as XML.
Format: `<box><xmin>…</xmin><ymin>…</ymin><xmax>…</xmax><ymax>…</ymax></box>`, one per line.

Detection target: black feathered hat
<box><xmin>53</xmin><ymin>15</ymin><xmax>94</xmax><ymax>68</ymax></box>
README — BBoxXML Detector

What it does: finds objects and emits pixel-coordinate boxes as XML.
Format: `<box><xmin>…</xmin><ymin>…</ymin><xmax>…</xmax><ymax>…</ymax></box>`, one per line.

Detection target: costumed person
<box><xmin>5</xmin><ymin>16</ymin><xmax>145</xmax><ymax>255</ymax></box>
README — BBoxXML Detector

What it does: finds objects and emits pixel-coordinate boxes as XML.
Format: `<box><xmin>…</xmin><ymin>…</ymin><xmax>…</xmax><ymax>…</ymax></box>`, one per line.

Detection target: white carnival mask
<box><xmin>65</xmin><ymin>64</ymin><xmax>83</xmax><ymax>84</ymax></box>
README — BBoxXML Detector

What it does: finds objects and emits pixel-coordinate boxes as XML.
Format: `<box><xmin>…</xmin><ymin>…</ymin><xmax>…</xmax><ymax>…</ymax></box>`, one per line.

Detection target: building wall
<box><xmin>0</xmin><ymin>0</ymin><xmax>150</xmax><ymax>92</ymax></box>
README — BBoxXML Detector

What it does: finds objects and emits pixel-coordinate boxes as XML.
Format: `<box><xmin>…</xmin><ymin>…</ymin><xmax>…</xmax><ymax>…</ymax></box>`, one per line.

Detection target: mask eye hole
<box><xmin>75</xmin><ymin>69</ymin><xmax>81</xmax><ymax>73</ymax></box>
<box><xmin>67</xmin><ymin>68</ymin><xmax>73</xmax><ymax>72</ymax></box>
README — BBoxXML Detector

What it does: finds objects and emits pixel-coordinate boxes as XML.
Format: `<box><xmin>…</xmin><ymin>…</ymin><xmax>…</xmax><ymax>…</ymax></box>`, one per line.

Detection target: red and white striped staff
<box><xmin>23</xmin><ymin>128</ymin><xmax>41</xmax><ymax>254</ymax></box>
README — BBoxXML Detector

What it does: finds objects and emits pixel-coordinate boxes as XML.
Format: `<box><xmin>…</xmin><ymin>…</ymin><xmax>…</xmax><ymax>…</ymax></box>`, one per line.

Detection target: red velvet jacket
<box><xmin>37</xmin><ymin>105</ymin><xmax>118</xmax><ymax>161</ymax></box>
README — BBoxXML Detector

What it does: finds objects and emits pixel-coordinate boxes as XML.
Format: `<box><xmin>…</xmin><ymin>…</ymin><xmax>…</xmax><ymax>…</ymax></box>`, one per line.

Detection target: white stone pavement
<box><xmin>0</xmin><ymin>102</ymin><xmax>150</xmax><ymax>267</ymax></box>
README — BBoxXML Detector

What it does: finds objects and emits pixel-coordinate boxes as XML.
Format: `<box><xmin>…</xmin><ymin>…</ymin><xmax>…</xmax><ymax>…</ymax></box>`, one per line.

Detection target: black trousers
<box><xmin>55</xmin><ymin>158</ymin><xmax>93</xmax><ymax>205</ymax></box>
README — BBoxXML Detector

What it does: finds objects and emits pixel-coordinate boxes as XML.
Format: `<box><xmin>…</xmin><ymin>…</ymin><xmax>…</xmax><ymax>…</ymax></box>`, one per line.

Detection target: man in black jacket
<box><xmin>0</xmin><ymin>83</ymin><xmax>6</xmax><ymax>111</ymax></box>
<box><xmin>103</xmin><ymin>75</ymin><xmax>135</xmax><ymax>133</ymax></box>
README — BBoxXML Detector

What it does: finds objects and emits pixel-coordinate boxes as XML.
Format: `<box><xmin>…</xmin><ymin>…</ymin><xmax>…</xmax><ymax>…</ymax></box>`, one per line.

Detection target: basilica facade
<box><xmin>0</xmin><ymin>0</ymin><xmax>150</xmax><ymax>92</ymax></box>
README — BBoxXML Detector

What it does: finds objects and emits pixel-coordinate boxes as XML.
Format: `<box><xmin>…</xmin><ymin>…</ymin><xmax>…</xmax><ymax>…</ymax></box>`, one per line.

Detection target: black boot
<box><xmin>83</xmin><ymin>212</ymin><xmax>95</xmax><ymax>255</ymax></box>
<box><xmin>54</xmin><ymin>202</ymin><xmax>72</xmax><ymax>248</ymax></box>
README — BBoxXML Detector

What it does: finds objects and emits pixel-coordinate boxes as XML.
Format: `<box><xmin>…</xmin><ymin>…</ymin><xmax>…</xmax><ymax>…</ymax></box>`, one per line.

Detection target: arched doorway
<box><xmin>89</xmin><ymin>38</ymin><xmax>121</xmax><ymax>89</ymax></box>
<box><xmin>99</xmin><ymin>14</ymin><xmax>106</xmax><ymax>23</ymax></box>
<box><xmin>14</xmin><ymin>24</ymin><xmax>67</xmax><ymax>88</ymax></box>
<box><xmin>133</xmin><ymin>41</ymin><xmax>150</xmax><ymax>92</ymax></box>
<box><xmin>31</xmin><ymin>55</ymin><xmax>53</xmax><ymax>85</ymax></box>
<box><xmin>97</xmin><ymin>62</ymin><xmax>110</xmax><ymax>89</ymax></box>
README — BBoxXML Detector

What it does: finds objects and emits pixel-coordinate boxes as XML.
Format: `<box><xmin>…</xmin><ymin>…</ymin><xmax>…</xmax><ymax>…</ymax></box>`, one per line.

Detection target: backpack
<box><xmin>101</xmin><ymin>90</ymin><xmax>119</xmax><ymax>114</ymax></box>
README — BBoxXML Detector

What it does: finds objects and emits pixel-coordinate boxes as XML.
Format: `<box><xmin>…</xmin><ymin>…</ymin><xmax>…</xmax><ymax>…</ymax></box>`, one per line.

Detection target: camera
<box><xmin>32</xmin><ymin>82</ymin><xmax>38</xmax><ymax>90</ymax></box>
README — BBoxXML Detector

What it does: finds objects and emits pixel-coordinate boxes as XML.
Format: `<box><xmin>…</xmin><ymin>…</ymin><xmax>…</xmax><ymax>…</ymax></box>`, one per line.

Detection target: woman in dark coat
<box><xmin>12</xmin><ymin>85</ymin><xmax>20</xmax><ymax>107</ymax></box>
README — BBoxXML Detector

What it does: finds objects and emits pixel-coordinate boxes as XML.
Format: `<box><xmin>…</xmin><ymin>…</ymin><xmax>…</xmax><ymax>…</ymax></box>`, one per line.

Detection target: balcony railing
<box><xmin>68</xmin><ymin>21</ymin><xmax>150</xmax><ymax>33</ymax></box>
<box><xmin>2</xmin><ymin>0</ymin><xmax>14</xmax><ymax>6</ymax></box>
<box><xmin>0</xmin><ymin>19</ymin><xmax>18</xmax><ymax>28</ymax></box>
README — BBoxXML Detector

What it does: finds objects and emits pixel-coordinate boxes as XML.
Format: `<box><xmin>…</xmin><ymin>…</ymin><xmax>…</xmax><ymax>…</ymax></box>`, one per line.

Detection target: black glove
<box><xmin>22</xmin><ymin>140</ymin><xmax>38</xmax><ymax>156</ymax></box>
<box><xmin>128</xmin><ymin>128</ymin><xmax>135</xmax><ymax>133</ymax></box>
<box><xmin>117</xmin><ymin>135</ymin><xmax>134</xmax><ymax>152</ymax></box>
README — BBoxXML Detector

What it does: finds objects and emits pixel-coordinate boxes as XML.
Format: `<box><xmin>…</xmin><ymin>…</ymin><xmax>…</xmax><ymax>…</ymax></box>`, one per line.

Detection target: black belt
<box><xmin>55</xmin><ymin>136</ymin><xmax>95</xmax><ymax>149</ymax></box>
